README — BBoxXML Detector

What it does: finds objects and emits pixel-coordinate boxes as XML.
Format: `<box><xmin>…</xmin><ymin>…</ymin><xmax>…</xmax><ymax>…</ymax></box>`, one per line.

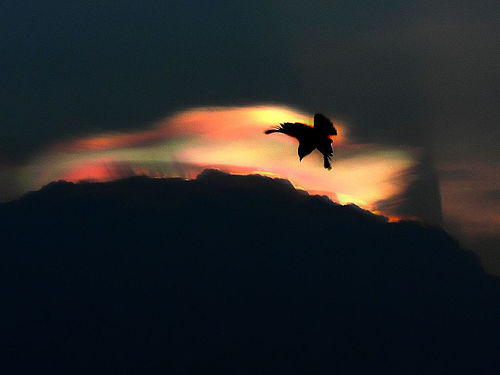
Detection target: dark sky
<box><xmin>1</xmin><ymin>1</ymin><xmax>499</xmax><ymax>271</ymax></box>
<box><xmin>3</xmin><ymin>0</ymin><xmax>497</xmax><ymax>158</ymax></box>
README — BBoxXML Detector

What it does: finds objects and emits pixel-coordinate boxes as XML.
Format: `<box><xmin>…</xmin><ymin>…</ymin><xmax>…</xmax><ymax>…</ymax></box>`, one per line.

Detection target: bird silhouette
<box><xmin>265</xmin><ymin>113</ymin><xmax>337</xmax><ymax>169</ymax></box>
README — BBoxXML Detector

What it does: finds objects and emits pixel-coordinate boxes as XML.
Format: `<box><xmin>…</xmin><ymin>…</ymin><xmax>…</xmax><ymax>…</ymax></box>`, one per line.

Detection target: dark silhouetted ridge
<box><xmin>1</xmin><ymin>169</ymin><xmax>499</xmax><ymax>374</ymax></box>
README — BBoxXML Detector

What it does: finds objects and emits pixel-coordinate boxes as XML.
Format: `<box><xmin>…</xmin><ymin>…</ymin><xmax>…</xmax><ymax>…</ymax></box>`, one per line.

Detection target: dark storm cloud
<box><xmin>472</xmin><ymin>234</ymin><xmax>500</xmax><ymax>276</ymax></box>
<box><xmin>1</xmin><ymin>171</ymin><xmax>499</xmax><ymax>372</ymax></box>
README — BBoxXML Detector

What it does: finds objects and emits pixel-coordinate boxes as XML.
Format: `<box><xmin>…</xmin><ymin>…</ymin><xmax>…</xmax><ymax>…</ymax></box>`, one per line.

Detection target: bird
<box><xmin>264</xmin><ymin>113</ymin><xmax>337</xmax><ymax>169</ymax></box>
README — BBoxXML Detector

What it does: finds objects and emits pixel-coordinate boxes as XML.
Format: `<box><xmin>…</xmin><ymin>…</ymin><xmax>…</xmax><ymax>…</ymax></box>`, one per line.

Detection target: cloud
<box><xmin>374</xmin><ymin>151</ymin><xmax>443</xmax><ymax>226</ymax></box>
<box><xmin>439</xmin><ymin>168</ymin><xmax>474</xmax><ymax>180</ymax></box>
<box><xmin>1</xmin><ymin>170</ymin><xmax>499</xmax><ymax>373</ymax></box>
<box><xmin>12</xmin><ymin>105</ymin><xmax>416</xmax><ymax>219</ymax></box>
<box><xmin>480</xmin><ymin>189</ymin><xmax>500</xmax><ymax>202</ymax></box>
<box><xmin>439</xmin><ymin>160</ymin><xmax>500</xmax><ymax>239</ymax></box>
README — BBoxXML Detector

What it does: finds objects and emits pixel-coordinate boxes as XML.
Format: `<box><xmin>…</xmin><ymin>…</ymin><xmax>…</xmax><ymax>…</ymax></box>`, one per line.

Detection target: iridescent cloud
<box><xmin>18</xmin><ymin>105</ymin><xmax>416</xmax><ymax>215</ymax></box>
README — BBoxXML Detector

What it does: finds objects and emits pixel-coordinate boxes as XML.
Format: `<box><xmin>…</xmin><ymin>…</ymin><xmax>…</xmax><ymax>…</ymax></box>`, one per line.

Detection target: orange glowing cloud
<box><xmin>21</xmin><ymin>105</ymin><xmax>415</xmax><ymax>217</ymax></box>
<box><xmin>49</xmin><ymin>106</ymin><xmax>347</xmax><ymax>154</ymax></box>
<box><xmin>50</xmin><ymin>128</ymin><xmax>172</xmax><ymax>152</ymax></box>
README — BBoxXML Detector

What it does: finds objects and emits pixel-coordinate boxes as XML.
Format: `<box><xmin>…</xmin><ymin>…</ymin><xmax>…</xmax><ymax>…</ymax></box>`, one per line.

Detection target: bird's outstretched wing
<box><xmin>313</xmin><ymin>114</ymin><xmax>337</xmax><ymax>136</ymax></box>
<box><xmin>265</xmin><ymin>122</ymin><xmax>313</xmax><ymax>141</ymax></box>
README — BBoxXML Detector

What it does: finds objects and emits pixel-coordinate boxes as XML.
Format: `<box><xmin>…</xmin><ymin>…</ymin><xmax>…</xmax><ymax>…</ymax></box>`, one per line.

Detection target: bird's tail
<box><xmin>324</xmin><ymin>156</ymin><xmax>332</xmax><ymax>170</ymax></box>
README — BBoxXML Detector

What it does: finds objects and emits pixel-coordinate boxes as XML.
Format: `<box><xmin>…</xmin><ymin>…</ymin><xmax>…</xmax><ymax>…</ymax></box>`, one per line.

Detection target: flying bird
<box><xmin>265</xmin><ymin>113</ymin><xmax>337</xmax><ymax>169</ymax></box>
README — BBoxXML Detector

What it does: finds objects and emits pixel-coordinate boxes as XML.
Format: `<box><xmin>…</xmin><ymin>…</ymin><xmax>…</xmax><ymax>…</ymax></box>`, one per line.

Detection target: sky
<box><xmin>1</xmin><ymin>1</ymin><xmax>499</xmax><ymax>273</ymax></box>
